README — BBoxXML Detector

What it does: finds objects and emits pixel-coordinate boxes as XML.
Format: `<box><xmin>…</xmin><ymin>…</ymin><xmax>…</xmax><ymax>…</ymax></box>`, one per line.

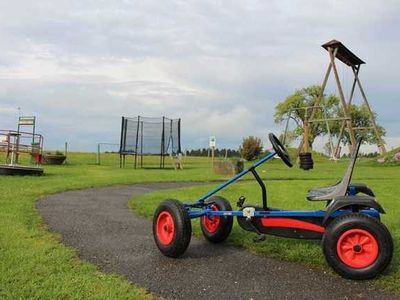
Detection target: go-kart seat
<box><xmin>307</xmin><ymin>137</ymin><xmax>363</xmax><ymax>201</ymax></box>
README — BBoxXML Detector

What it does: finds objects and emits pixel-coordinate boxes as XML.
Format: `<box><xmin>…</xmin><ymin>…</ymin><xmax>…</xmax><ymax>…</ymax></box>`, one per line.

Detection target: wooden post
<box><xmin>334</xmin><ymin>68</ymin><xmax>359</xmax><ymax>158</ymax></box>
<box><xmin>328</xmin><ymin>47</ymin><xmax>356</xmax><ymax>151</ymax></box>
<box><xmin>96</xmin><ymin>143</ymin><xmax>100</xmax><ymax>165</ymax></box>
<box><xmin>64</xmin><ymin>141</ymin><xmax>68</xmax><ymax>164</ymax></box>
<box><xmin>351</xmin><ymin>66</ymin><xmax>386</xmax><ymax>154</ymax></box>
<box><xmin>298</xmin><ymin>60</ymin><xmax>333</xmax><ymax>155</ymax></box>
<box><xmin>308</xmin><ymin>61</ymin><xmax>333</xmax><ymax>121</ymax></box>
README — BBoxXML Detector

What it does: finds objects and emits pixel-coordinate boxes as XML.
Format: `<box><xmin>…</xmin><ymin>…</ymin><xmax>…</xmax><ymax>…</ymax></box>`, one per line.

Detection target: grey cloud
<box><xmin>0</xmin><ymin>0</ymin><xmax>399</xmax><ymax>151</ymax></box>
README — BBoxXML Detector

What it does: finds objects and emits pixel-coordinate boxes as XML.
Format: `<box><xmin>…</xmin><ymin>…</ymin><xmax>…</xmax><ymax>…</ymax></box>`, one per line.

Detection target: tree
<box><xmin>274</xmin><ymin>85</ymin><xmax>339</xmax><ymax>148</ymax></box>
<box><xmin>274</xmin><ymin>85</ymin><xmax>386</xmax><ymax>149</ymax></box>
<box><xmin>240</xmin><ymin>136</ymin><xmax>263</xmax><ymax>161</ymax></box>
<box><xmin>331</xmin><ymin>103</ymin><xmax>386</xmax><ymax>146</ymax></box>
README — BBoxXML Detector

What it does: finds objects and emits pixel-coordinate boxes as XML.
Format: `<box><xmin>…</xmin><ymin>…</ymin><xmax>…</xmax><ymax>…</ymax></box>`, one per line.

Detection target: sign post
<box><xmin>209</xmin><ymin>136</ymin><xmax>216</xmax><ymax>165</ymax></box>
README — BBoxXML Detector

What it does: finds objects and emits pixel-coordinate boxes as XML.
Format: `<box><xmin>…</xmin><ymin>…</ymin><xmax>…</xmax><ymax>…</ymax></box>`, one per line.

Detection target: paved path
<box><xmin>37</xmin><ymin>183</ymin><xmax>397</xmax><ymax>300</ymax></box>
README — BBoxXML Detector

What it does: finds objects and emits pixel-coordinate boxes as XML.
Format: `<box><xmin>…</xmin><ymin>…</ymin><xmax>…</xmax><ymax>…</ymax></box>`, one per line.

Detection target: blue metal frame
<box><xmin>191</xmin><ymin>151</ymin><xmax>276</xmax><ymax>205</ymax></box>
<box><xmin>183</xmin><ymin>149</ymin><xmax>381</xmax><ymax>223</ymax></box>
<box><xmin>187</xmin><ymin>207</ymin><xmax>380</xmax><ymax>219</ymax></box>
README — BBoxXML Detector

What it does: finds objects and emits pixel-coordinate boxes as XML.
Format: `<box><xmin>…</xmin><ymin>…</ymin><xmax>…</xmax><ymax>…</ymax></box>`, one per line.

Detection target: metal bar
<box><xmin>32</xmin><ymin>116</ymin><xmax>36</xmax><ymax>145</ymax></box>
<box><xmin>251</xmin><ymin>168</ymin><xmax>267</xmax><ymax>210</ymax></box>
<box><xmin>140</xmin><ymin>121</ymin><xmax>143</xmax><ymax>168</ymax></box>
<box><xmin>119</xmin><ymin>118</ymin><xmax>126</xmax><ymax>168</ymax></box>
<box><xmin>16</xmin><ymin>119</ymin><xmax>20</xmax><ymax>164</ymax></box>
<box><xmin>170</xmin><ymin>119</ymin><xmax>173</xmax><ymax>153</ymax></box>
<box><xmin>160</xmin><ymin>116</ymin><xmax>165</xmax><ymax>168</ymax></box>
<box><xmin>99</xmin><ymin>142</ymin><xmax>121</xmax><ymax>146</ymax></box>
<box><xmin>134</xmin><ymin>116</ymin><xmax>140</xmax><ymax>169</ymax></box>
<box><xmin>194</xmin><ymin>152</ymin><xmax>276</xmax><ymax>204</ymax></box>
<box><xmin>187</xmin><ymin>208</ymin><xmax>380</xmax><ymax>219</ymax></box>
<box><xmin>178</xmin><ymin>118</ymin><xmax>182</xmax><ymax>153</ymax></box>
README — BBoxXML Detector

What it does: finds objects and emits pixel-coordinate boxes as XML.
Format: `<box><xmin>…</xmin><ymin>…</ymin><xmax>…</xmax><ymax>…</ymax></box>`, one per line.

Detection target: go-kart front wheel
<box><xmin>153</xmin><ymin>199</ymin><xmax>192</xmax><ymax>258</ymax></box>
<box><xmin>322</xmin><ymin>213</ymin><xmax>393</xmax><ymax>280</ymax></box>
<box><xmin>200</xmin><ymin>196</ymin><xmax>233</xmax><ymax>243</ymax></box>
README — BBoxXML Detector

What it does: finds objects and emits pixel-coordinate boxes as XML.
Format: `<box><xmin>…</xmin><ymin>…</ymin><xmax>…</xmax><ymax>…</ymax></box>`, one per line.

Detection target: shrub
<box><xmin>240</xmin><ymin>136</ymin><xmax>263</xmax><ymax>161</ymax></box>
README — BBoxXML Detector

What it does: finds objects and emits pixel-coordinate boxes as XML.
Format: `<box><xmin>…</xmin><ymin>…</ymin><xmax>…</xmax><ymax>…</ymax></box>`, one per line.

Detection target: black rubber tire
<box><xmin>153</xmin><ymin>199</ymin><xmax>192</xmax><ymax>258</ymax></box>
<box><xmin>322</xmin><ymin>213</ymin><xmax>393</xmax><ymax>280</ymax></box>
<box><xmin>301</xmin><ymin>165</ymin><xmax>314</xmax><ymax>169</ymax></box>
<box><xmin>299</xmin><ymin>152</ymin><xmax>314</xmax><ymax>170</ymax></box>
<box><xmin>200</xmin><ymin>196</ymin><xmax>233</xmax><ymax>243</ymax></box>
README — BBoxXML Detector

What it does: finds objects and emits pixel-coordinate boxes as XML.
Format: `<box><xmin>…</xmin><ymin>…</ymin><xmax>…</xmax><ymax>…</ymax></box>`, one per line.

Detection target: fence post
<box><xmin>64</xmin><ymin>141</ymin><xmax>68</xmax><ymax>164</ymax></box>
<box><xmin>96</xmin><ymin>143</ymin><xmax>100</xmax><ymax>165</ymax></box>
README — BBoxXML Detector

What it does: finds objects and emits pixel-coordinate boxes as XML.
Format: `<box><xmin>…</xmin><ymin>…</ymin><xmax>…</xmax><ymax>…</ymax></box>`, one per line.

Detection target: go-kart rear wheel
<box><xmin>153</xmin><ymin>199</ymin><xmax>192</xmax><ymax>258</ymax></box>
<box><xmin>200</xmin><ymin>196</ymin><xmax>233</xmax><ymax>243</ymax></box>
<box><xmin>322</xmin><ymin>213</ymin><xmax>393</xmax><ymax>280</ymax></box>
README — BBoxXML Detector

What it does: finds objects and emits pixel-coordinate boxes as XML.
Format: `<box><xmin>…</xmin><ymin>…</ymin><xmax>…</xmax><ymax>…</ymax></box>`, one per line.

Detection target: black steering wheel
<box><xmin>268</xmin><ymin>133</ymin><xmax>293</xmax><ymax>168</ymax></box>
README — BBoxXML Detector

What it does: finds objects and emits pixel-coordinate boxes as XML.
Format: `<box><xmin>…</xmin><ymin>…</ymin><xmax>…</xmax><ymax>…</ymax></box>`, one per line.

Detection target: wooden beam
<box><xmin>308</xmin><ymin>117</ymin><xmax>350</xmax><ymax>123</ymax></box>
<box><xmin>329</xmin><ymin>47</ymin><xmax>356</xmax><ymax>151</ymax></box>
<box><xmin>351</xmin><ymin>67</ymin><xmax>386</xmax><ymax>154</ymax></box>
<box><xmin>333</xmin><ymin>66</ymin><xmax>359</xmax><ymax>158</ymax></box>
<box><xmin>298</xmin><ymin>59</ymin><xmax>333</xmax><ymax>155</ymax></box>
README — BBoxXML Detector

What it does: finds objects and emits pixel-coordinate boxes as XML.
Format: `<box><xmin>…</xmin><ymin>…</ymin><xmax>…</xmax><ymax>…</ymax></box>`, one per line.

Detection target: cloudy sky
<box><xmin>0</xmin><ymin>0</ymin><xmax>399</xmax><ymax>152</ymax></box>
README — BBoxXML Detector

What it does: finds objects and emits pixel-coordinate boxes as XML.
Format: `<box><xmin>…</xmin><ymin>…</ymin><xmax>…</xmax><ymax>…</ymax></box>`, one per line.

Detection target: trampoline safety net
<box><xmin>119</xmin><ymin>116</ymin><xmax>181</xmax><ymax>168</ymax></box>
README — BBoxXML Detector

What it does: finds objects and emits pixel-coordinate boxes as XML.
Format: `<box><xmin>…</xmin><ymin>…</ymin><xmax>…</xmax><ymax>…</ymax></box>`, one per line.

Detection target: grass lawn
<box><xmin>0</xmin><ymin>153</ymin><xmax>226</xmax><ymax>299</ymax></box>
<box><xmin>1</xmin><ymin>151</ymin><xmax>398</xmax><ymax>298</ymax></box>
<box><xmin>130</xmin><ymin>157</ymin><xmax>400</xmax><ymax>295</ymax></box>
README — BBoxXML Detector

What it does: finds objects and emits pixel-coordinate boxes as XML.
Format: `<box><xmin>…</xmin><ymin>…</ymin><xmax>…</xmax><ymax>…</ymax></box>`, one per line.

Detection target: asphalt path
<box><xmin>37</xmin><ymin>182</ymin><xmax>397</xmax><ymax>300</ymax></box>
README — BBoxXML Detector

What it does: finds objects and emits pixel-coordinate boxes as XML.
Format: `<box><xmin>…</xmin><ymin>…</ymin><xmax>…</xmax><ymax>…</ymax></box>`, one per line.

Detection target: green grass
<box><xmin>1</xmin><ymin>151</ymin><xmax>399</xmax><ymax>298</ymax></box>
<box><xmin>130</xmin><ymin>158</ymin><xmax>400</xmax><ymax>294</ymax></box>
<box><xmin>0</xmin><ymin>153</ymin><xmax>227</xmax><ymax>299</ymax></box>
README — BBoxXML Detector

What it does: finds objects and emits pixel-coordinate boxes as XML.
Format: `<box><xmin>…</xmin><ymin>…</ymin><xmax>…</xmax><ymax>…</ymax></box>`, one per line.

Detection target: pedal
<box><xmin>245</xmin><ymin>217</ymin><xmax>265</xmax><ymax>243</ymax></box>
<box><xmin>237</xmin><ymin>196</ymin><xmax>246</xmax><ymax>208</ymax></box>
<box><xmin>253</xmin><ymin>234</ymin><xmax>266</xmax><ymax>242</ymax></box>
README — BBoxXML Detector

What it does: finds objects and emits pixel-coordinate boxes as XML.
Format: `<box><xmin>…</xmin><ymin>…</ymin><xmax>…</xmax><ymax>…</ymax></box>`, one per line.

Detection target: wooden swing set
<box><xmin>295</xmin><ymin>40</ymin><xmax>386</xmax><ymax>169</ymax></box>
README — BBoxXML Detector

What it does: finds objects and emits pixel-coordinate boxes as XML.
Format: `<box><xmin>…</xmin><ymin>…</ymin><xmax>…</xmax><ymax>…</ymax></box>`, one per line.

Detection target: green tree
<box><xmin>274</xmin><ymin>85</ymin><xmax>386</xmax><ymax>148</ymax></box>
<box><xmin>331</xmin><ymin>103</ymin><xmax>386</xmax><ymax>145</ymax></box>
<box><xmin>240</xmin><ymin>136</ymin><xmax>263</xmax><ymax>161</ymax></box>
<box><xmin>274</xmin><ymin>85</ymin><xmax>339</xmax><ymax>148</ymax></box>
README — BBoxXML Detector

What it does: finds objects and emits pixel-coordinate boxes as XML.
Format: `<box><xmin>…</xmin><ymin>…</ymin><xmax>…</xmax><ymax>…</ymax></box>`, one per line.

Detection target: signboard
<box><xmin>209</xmin><ymin>136</ymin><xmax>216</xmax><ymax>148</ymax></box>
<box><xmin>18</xmin><ymin>116</ymin><xmax>35</xmax><ymax>126</ymax></box>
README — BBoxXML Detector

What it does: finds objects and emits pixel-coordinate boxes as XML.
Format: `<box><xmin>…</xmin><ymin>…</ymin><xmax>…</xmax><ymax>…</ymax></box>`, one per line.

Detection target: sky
<box><xmin>0</xmin><ymin>0</ymin><xmax>399</xmax><ymax>153</ymax></box>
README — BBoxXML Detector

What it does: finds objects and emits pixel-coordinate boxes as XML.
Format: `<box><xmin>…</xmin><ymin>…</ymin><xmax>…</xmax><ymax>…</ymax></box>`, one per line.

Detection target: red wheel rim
<box><xmin>202</xmin><ymin>204</ymin><xmax>220</xmax><ymax>233</ymax></box>
<box><xmin>336</xmin><ymin>228</ymin><xmax>379</xmax><ymax>268</ymax></box>
<box><xmin>156</xmin><ymin>211</ymin><xmax>175</xmax><ymax>245</ymax></box>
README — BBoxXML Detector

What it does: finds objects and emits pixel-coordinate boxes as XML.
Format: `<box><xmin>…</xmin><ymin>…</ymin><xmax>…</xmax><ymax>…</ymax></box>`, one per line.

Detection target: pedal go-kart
<box><xmin>153</xmin><ymin>134</ymin><xmax>393</xmax><ymax>279</ymax></box>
